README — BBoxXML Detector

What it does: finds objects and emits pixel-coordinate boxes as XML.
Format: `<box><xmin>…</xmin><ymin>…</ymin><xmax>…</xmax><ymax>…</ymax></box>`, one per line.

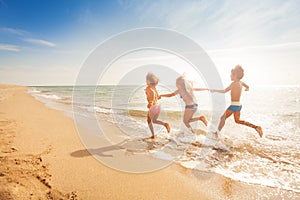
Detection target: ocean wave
<box><xmin>28</xmin><ymin>87</ymin><xmax>63</xmax><ymax>101</ymax></box>
<box><xmin>75</xmin><ymin>106</ymin><xmax>185</xmax><ymax>119</ymax></box>
<box><xmin>127</xmin><ymin>109</ymin><xmax>184</xmax><ymax>119</ymax></box>
<box><xmin>35</xmin><ymin>93</ymin><xmax>62</xmax><ymax>100</ymax></box>
<box><xmin>28</xmin><ymin>88</ymin><xmax>41</xmax><ymax>93</ymax></box>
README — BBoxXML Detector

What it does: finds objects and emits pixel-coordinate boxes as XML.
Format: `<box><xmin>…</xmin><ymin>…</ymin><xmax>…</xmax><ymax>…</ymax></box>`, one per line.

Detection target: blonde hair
<box><xmin>146</xmin><ymin>72</ymin><xmax>159</xmax><ymax>85</ymax></box>
<box><xmin>176</xmin><ymin>76</ymin><xmax>194</xmax><ymax>99</ymax></box>
<box><xmin>231</xmin><ymin>65</ymin><xmax>244</xmax><ymax>79</ymax></box>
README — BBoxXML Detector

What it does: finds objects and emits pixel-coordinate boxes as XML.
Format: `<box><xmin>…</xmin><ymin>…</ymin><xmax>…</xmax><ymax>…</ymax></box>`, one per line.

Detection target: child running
<box><xmin>160</xmin><ymin>75</ymin><xmax>208</xmax><ymax>133</ymax></box>
<box><xmin>145</xmin><ymin>72</ymin><xmax>170</xmax><ymax>138</ymax></box>
<box><xmin>210</xmin><ymin>65</ymin><xmax>263</xmax><ymax>138</ymax></box>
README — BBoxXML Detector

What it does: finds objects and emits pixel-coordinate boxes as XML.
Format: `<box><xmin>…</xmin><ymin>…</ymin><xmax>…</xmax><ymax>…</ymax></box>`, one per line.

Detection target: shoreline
<box><xmin>0</xmin><ymin>85</ymin><xmax>209</xmax><ymax>199</ymax></box>
<box><xmin>0</xmin><ymin>85</ymin><xmax>298</xmax><ymax>199</ymax></box>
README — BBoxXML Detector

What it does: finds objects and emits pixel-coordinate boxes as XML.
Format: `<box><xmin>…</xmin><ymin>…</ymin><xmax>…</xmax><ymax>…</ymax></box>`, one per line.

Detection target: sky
<box><xmin>0</xmin><ymin>0</ymin><xmax>299</xmax><ymax>86</ymax></box>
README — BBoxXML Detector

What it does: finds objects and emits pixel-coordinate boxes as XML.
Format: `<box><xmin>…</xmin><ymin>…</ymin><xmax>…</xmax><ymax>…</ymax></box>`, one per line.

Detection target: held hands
<box><xmin>193</xmin><ymin>88</ymin><xmax>209</xmax><ymax>91</ymax></box>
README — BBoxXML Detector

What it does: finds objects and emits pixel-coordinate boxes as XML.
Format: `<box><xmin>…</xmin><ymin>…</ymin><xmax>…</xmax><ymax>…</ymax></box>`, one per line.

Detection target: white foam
<box><xmin>28</xmin><ymin>88</ymin><xmax>41</xmax><ymax>93</ymax></box>
<box><xmin>92</xmin><ymin>106</ymin><xmax>112</xmax><ymax>114</ymax></box>
<box><xmin>34</xmin><ymin>93</ymin><xmax>62</xmax><ymax>100</ymax></box>
<box><xmin>150</xmin><ymin>151</ymin><xmax>175</xmax><ymax>161</ymax></box>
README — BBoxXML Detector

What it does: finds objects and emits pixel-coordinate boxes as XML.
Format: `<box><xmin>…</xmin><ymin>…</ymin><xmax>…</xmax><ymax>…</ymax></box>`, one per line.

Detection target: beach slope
<box><xmin>0</xmin><ymin>85</ymin><xmax>209</xmax><ymax>200</ymax></box>
<box><xmin>1</xmin><ymin>85</ymin><xmax>298</xmax><ymax>200</ymax></box>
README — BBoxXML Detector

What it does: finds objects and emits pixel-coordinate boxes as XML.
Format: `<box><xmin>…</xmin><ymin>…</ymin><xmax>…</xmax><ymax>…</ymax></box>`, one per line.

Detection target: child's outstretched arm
<box><xmin>193</xmin><ymin>88</ymin><xmax>208</xmax><ymax>91</ymax></box>
<box><xmin>209</xmin><ymin>84</ymin><xmax>232</xmax><ymax>93</ymax></box>
<box><xmin>160</xmin><ymin>90</ymin><xmax>178</xmax><ymax>98</ymax></box>
<box><xmin>241</xmin><ymin>81</ymin><xmax>249</xmax><ymax>91</ymax></box>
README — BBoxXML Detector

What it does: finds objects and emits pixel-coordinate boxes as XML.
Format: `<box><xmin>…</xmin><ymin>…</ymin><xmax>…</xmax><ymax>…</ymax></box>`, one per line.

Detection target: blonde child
<box><xmin>210</xmin><ymin>65</ymin><xmax>263</xmax><ymax>137</ymax></box>
<box><xmin>160</xmin><ymin>76</ymin><xmax>208</xmax><ymax>133</ymax></box>
<box><xmin>145</xmin><ymin>72</ymin><xmax>170</xmax><ymax>138</ymax></box>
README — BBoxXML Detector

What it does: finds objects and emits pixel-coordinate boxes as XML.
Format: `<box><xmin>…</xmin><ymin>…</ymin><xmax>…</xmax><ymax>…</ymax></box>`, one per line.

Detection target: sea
<box><xmin>28</xmin><ymin>85</ymin><xmax>300</xmax><ymax>197</ymax></box>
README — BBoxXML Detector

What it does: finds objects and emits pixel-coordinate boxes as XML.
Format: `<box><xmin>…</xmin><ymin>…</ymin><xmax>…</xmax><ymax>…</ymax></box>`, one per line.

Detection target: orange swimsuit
<box><xmin>145</xmin><ymin>86</ymin><xmax>159</xmax><ymax>109</ymax></box>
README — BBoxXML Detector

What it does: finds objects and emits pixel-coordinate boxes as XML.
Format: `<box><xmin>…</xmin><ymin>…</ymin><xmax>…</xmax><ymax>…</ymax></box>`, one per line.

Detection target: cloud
<box><xmin>0</xmin><ymin>44</ymin><xmax>21</xmax><ymax>51</ymax></box>
<box><xmin>207</xmin><ymin>42</ymin><xmax>300</xmax><ymax>54</ymax></box>
<box><xmin>24</xmin><ymin>38</ymin><xmax>56</xmax><ymax>47</ymax></box>
<box><xmin>131</xmin><ymin>0</ymin><xmax>300</xmax><ymax>48</ymax></box>
<box><xmin>1</xmin><ymin>27</ymin><xmax>56</xmax><ymax>48</ymax></box>
<box><xmin>0</xmin><ymin>27</ymin><xmax>28</xmax><ymax>35</ymax></box>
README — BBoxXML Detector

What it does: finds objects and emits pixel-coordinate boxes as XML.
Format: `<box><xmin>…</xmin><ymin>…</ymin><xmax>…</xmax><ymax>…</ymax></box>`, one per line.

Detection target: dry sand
<box><xmin>0</xmin><ymin>85</ymin><xmax>297</xmax><ymax>200</ymax></box>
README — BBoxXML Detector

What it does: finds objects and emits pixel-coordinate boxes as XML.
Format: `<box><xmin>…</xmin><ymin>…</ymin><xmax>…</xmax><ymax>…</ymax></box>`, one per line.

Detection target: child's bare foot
<box><xmin>207</xmin><ymin>131</ymin><xmax>218</xmax><ymax>139</ymax></box>
<box><xmin>188</xmin><ymin>127</ymin><xmax>195</xmax><ymax>133</ymax></box>
<box><xmin>164</xmin><ymin>123</ymin><xmax>171</xmax><ymax>133</ymax></box>
<box><xmin>150</xmin><ymin>135</ymin><xmax>156</xmax><ymax>139</ymax></box>
<box><xmin>255</xmin><ymin>126</ymin><xmax>263</xmax><ymax>138</ymax></box>
<box><xmin>199</xmin><ymin>116</ymin><xmax>208</xmax><ymax>126</ymax></box>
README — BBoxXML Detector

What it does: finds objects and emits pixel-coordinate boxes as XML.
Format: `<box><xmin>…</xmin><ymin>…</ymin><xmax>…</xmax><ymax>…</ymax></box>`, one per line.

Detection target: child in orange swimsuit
<box><xmin>145</xmin><ymin>72</ymin><xmax>170</xmax><ymax>138</ymax></box>
<box><xmin>210</xmin><ymin>65</ymin><xmax>263</xmax><ymax>138</ymax></box>
<box><xmin>160</xmin><ymin>76</ymin><xmax>208</xmax><ymax>133</ymax></box>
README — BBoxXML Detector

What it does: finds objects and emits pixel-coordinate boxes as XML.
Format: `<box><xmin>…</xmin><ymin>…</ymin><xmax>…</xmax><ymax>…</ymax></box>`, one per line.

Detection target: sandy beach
<box><xmin>0</xmin><ymin>85</ymin><xmax>298</xmax><ymax>200</ymax></box>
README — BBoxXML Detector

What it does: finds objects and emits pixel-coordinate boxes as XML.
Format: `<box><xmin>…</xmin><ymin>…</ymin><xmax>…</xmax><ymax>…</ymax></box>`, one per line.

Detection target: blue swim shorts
<box><xmin>227</xmin><ymin>105</ymin><xmax>242</xmax><ymax>112</ymax></box>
